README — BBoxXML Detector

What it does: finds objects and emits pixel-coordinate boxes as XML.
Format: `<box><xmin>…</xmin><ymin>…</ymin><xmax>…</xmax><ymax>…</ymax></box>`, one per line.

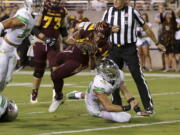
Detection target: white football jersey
<box><xmin>5</xmin><ymin>7</ymin><xmax>38</xmax><ymax>45</ymax></box>
<box><xmin>0</xmin><ymin>95</ymin><xmax>8</xmax><ymax>118</ymax></box>
<box><xmin>85</xmin><ymin>70</ymin><xmax>124</xmax><ymax>116</ymax></box>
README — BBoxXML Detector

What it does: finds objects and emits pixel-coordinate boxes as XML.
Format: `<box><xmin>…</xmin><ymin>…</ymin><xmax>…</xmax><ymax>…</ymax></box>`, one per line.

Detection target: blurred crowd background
<box><xmin>0</xmin><ymin>0</ymin><xmax>180</xmax><ymax>72</ymax></box>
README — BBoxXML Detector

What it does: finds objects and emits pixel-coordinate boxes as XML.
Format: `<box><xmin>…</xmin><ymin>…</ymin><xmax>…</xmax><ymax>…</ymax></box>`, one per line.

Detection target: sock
<box><xmin>75</xmin><ymin>92</ymin><xmax>83</xmax><ymax>99</ymax></box>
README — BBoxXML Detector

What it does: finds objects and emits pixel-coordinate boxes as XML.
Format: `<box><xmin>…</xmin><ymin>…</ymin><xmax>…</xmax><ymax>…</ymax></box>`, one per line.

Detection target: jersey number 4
<box><xmin>43</xmin><ymin>16</ymin><xmax>62</xmax><ymax>30</ymax></box>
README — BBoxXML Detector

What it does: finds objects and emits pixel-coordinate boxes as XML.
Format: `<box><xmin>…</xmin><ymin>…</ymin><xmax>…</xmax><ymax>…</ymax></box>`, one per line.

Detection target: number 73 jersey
<box><xmin>39</xmin><ymin>6</ymin><xmax>68</xmax><ymax>40</ymax></box>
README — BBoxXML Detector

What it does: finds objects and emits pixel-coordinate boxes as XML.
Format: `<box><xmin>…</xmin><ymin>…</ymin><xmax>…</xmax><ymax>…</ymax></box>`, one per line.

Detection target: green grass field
<box><xmin>1</xmin><ymin>71</ymin><xmax>180</xmax><ymax>135</ymax></box>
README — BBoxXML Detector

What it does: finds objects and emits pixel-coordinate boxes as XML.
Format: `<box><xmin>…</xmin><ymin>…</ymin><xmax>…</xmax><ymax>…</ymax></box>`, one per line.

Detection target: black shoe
<box><xmin>145</xmin><ymin>107</ymin><xmax>154</xmax><ymax>115</ymax></box>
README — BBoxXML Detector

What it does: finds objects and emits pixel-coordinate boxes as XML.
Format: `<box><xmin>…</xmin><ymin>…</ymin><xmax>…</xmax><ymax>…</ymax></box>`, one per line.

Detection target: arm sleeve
<box><xmin>14</xmin><ymin>9</ymin><xmax>29</xmax><ymax>25</ymax></box>
<box><xmin>92</xmin><ymin>76</ymin><xmax>107</xmax><ymax>93</ymax></box>
<box><xmin>31</xmin><ymin>26</ymin><xmax>41</xmax><ymax>35</ymax></box>
<box><xmin>59</xmin><ymin>26</ymin><xmax>68</xmax><ymax>37</ymax></box>
<box><xmin>133</xmin><ymin>9</ymin><xmax>145</xmax><ymax>26</ymax></box>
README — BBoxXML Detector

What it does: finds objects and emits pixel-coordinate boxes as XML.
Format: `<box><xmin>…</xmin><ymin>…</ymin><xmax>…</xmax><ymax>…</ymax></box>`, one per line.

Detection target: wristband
<box><xmin>122</xmin><ymin>105</ymin><xmax>131</xmax><ymax>111</ymax></box>
<box><xmin>127</xmin><ymin>97</ymin><xmax>135</xmax><ymax>104</ymax></box>
<box><xmin>134</xmin><ymin>105</ymin><xmax>141</xmax><ymax>113</ymax></box>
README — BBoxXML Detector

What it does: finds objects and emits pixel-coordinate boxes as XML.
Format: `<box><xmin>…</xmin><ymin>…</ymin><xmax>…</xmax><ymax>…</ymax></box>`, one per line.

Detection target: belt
<box><xmin>114</xmin><ymin>43</ymin><xmax>135</xmax><ymax>48</ymax></box>
<box><xmin>4</xmin><ymin>37</ymin><xmax>19</xmax><ymax>48</ymax></box>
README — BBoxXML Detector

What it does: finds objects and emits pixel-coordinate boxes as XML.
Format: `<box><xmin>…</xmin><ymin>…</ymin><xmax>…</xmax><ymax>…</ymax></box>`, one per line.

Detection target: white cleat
<box><xmin>30</xmin><ymin>95</ymin><xmax>38</xmax><ymax>104</ymax></box>
<box><xmin>48</xmin><ymin>98</ymin><xmax>64</xmax><ymax>113</ymax></box>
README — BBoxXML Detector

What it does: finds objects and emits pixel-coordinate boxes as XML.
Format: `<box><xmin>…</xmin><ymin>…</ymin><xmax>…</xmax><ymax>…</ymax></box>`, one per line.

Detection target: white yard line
<box><xmin>26</xmin><ymin>111</ymin><xmax>47</xmax><ymax>115</ymax></box>
<box><xmin>7</xmin><ymin>83</ymin><xmax>75</xmax><ymax>87</ymax></box>
<box><xmin>36</xmin><ymin>120</ymin><xmax>180</xmax><ymax>135</ymax></box>
<box><xmin>13</xmin><ymin>71</ymin><xmax>180</xmax><ymax>77</ymax></box>
<box><xmin>17</xmin><ymin>91</ymin><xmax>180</xmax><ymax>106</ymax></box>
<box><xmin>6</xmin><ymin>77</ymin><xmax>177</xmax><ymax>87</ymax></box>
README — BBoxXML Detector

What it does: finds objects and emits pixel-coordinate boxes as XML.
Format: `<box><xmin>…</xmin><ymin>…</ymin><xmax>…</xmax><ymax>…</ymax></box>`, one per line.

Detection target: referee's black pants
<box><xmin>108</xmin><ymin>43</ymin><xmax>153</xmax><ymax>111</ymax></box>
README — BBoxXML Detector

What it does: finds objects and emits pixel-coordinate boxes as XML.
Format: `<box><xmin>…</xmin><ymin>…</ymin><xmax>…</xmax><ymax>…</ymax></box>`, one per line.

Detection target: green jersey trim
<box><xmin>94</xmin><ymin>86</ymin><xmax>105</xmax><ymax>92</ymax></box>
<box><xmin>16</xmin><ymin>15</ymin><xmax>29</xmax><ymax>24</ymax></box>
<box><xmin>0</xmin><ymin>96</ymin><xmax>7</xmax><ymax>108</ymax></box>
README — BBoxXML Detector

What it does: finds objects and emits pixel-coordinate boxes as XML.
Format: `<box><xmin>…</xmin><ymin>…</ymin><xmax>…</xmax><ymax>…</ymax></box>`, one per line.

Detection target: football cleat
<box><xmin>48</xmin><ymin>97</ymin><xmax>64</xmax><ymax>113</ymax></box>
<box><xmin>145</xmin><ymin>107</ymin><xmax>154</xmax><ymax>115</ymax></box>
<box><xmin>66</xmin><ymin>91</ymin><xmax>81</xmax><ymax>99</ymax></box>
<box><xmin>30</xmin><ymin>89</ymin><xmax>38</xmax><ymax>104</ymax></box>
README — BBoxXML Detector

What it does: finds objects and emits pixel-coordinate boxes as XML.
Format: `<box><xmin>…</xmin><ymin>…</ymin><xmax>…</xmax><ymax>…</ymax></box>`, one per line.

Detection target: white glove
<box><xmin>0</xmin><ymin>22</ymin><xmax>4</xmax><ymax>36</ymax></box>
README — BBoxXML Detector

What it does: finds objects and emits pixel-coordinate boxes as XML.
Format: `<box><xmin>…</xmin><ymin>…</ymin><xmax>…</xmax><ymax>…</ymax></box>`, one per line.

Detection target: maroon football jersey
<box><xmin>40</xmin><ymin>5</ymin><xmax>67</xmax><ymax>40</ymax></box>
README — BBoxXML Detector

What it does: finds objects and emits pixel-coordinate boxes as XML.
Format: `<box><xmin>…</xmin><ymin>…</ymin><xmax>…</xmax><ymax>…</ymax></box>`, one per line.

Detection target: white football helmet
<box><xmin>97</xmin><ymin>59</ymin><xmax>120</xmax><ymax>84</ymax></box>
<box><xmin>24</xmin><ymin>0</ymin><xmax>44</xmax><ymax>15</ymax></box>
<box><xmin>0</xmin><ymin>100</ymin><xmax>18</xmax><ymax>122</ymax></box>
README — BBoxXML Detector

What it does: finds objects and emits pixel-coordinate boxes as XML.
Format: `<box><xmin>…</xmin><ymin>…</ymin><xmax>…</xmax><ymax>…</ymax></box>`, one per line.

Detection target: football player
<box><xmin>30</xmin><ymin>0</ymin><xmax>69</xmax><ymax>103</ymax></box>
<box><xmin>67</xmin><ymin>59</ymin><xmax>149</xmax><ymax>123</ymax></box>
<box><xmin>0</xmin><ymin>0</ymin><xmax>43</xmax><ymax>92</ymax></box>
<box><xmin>0</xmin><ymin>95</ymin><xmax>18</xmax><ymax>122</ymax></box>
<box><xmin>48</xmin><ymin>21</ymin><xmax>112</xmax><ymax>113</ymax></box>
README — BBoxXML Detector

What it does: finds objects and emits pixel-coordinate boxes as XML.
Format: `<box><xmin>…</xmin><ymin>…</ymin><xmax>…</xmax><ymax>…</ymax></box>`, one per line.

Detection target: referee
<box><xmin>102</xmin><ymin>0</ymin><xmax>165</xmax><ymax>114</ymax></box>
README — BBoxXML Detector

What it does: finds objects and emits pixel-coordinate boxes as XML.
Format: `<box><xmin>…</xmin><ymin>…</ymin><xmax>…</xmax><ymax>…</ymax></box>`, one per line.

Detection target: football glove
<box><xmin>45</xmin><ymin>37</ymin><xmax>56</xmax><ymax>47</ymax></box>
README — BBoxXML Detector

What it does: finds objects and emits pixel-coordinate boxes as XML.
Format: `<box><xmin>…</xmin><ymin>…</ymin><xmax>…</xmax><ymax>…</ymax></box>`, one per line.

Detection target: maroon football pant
<box><xmin>33</xmin><ymin>42</ymin><xmax>60</xmax><ymax>78</ymax></box>
<box><xmin>51</xmin><ymin>45</ymin><xmax>89</xmax><ymax>99</ymax></box>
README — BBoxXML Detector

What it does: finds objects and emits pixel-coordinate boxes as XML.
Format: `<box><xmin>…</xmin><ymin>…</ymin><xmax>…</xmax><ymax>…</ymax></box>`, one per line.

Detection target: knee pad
<box><xmin>33</xmin><ymin>69</ymin><xmax>45</xmax><ymax>78</ymax></box>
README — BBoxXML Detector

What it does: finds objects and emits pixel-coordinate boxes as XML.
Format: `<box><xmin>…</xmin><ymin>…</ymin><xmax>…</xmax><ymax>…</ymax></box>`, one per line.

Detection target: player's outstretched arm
<box><xmin>0</xmin><ymin>17</ymin><xmax>25</xmax><ymax>34</ymax></box>
<box><xmin>142</xmin><ymin>23</ymin><xmax>166</xmax><ymax>52</ymax></box>
<box><xmin>94</xmin><ymin>90</ymin><xmax>124</xmax><ymax>112</ymax></box>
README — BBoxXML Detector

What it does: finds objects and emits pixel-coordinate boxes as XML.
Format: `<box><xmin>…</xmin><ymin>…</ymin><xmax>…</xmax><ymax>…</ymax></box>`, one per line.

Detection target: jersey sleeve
<box><xmin>0</xmin><ymin>96</ymin><xmax>8</xmax><ymax>118</ymax></box>
<box><xmin>14</xmin><ymin>8</ymin><xmax>29</xmax><ymax>25</ymax></box>
<box><xmin>133</xmin><ymin>9</ymin><xmax>145</xmax><ymax>26</ymax></box>
<box><xmin>92</xmin><ymin>76</ymin><xmax>109</xmax><ymax>93</ymax></box>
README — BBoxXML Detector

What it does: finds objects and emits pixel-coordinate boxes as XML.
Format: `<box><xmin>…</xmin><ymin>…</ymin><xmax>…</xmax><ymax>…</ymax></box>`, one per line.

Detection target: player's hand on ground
<box><xmin>137</xmin><ymin>111</ymin><xmax>150</xmax><ymax>117</ymax></box>
<box><xmin>45</xmin><ymin>37</ymin><xmax>56</xmax><ymax>47</ymax></box>
<box><xmin>129</xmin><ymin>99</ymin><xmax>139</xmax><ymax>109</ymax></box>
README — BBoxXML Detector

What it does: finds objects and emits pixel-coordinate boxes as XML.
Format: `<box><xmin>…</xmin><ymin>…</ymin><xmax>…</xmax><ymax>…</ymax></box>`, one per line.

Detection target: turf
<box><xmin>0</xmin><ymin>71</ymin><xmax>180</xmax><ymax>135</ymax></box>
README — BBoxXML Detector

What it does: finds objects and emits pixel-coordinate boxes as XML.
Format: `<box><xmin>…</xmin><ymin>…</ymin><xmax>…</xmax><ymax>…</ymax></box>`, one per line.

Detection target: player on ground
<box><xmin>48</xmin><ymin>21</ymin><xmax>112</xmax><ymax>112</ymax></box>
<box><xmin>0</xmin><ymin>95</ymin><xmax>18</xmax><ymax>122</ymax></box>
<box><xmin>0</xmin><ymin>0</ymin><xmax>43</xmax><ymax>92</ymax></box>
<box><xmin>67</xmin><ymin>59</ymin><xmax>149</xmax><ymax>122</ymax></box>
<box><xmin>30</xmin><ymin>0</ymin><xmax>69</xmax><ymax>103</ymax></box>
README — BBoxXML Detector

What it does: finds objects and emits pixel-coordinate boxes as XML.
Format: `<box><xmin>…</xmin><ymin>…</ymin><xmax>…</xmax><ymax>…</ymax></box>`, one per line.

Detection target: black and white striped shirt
<box><xmin>102</xmin><ymin>6</ymin><xmax>145</xmax><ymax>45</ymax></box>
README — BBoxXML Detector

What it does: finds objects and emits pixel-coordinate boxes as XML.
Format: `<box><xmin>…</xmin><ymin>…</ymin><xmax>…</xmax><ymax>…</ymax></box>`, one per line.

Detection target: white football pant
<box><xmin>85</xmin><ymin>96</ymin><xmax>131</xmax><ymax>123</ymax></box>
<box><xmin>0</xmin><ymin>39</ymin><xmax>17</xmax><ymax>92</ymax></box>
<box><xmin>100</xmin><ymin>111</ymin><xmax>131</xmax><ymax>123</ymax></box>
